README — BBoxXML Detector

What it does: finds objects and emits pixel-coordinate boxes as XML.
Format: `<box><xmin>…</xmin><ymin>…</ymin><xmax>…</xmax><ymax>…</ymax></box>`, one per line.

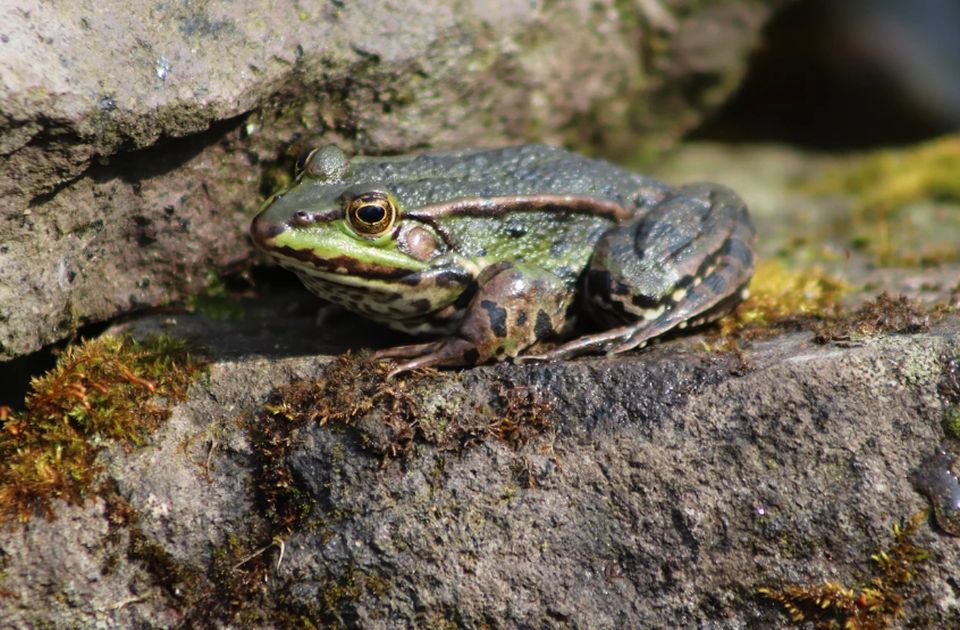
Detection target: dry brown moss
<box><xmin>759</xmin><ymin>511</ymin><xmax>930</xmax><ymax>629</ymax></box>
<box><xmin>0</xmin><ymin>335</ymin><xmax>205</xmax><ymax>523</ymax></box>
<box><xmin>251</xmin><ymin>352</ymin><xmax>552</xmax><ymax>535</ymax></box>
<box><xmin>813</xmin><ymin>293</ymin><xmax>931</xmax><ymax>344</ymax></box>
<box><xmin>262</xmin><ymin>351</ymin><xmax>552</xmax><ymax>460</ymax></box>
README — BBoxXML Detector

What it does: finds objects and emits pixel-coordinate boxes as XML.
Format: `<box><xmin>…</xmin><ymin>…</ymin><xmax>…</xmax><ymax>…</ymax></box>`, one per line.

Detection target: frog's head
<box><xmin>251</xmin><ymin>145</ymin><xmax>449</xmax><ymax>281</ymax></box>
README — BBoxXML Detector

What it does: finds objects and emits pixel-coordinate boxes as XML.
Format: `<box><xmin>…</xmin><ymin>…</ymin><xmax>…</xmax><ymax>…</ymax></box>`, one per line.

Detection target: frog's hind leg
<box><xmin>528</xmin><ymin>183</ymin><xmax>755</xmax><ymax>361</ymax></box>
<box><xmin>604</xmin><ymin>273</ymin><xmax>751</xmax><ymax>355</ymax></box>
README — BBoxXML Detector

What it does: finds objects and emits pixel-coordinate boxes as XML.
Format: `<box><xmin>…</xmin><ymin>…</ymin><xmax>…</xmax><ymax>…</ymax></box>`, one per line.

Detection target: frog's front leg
<box><xmin>374</xmin><ymin>262</ymin><xmax>574</xmax><ymax>376</ymax></box>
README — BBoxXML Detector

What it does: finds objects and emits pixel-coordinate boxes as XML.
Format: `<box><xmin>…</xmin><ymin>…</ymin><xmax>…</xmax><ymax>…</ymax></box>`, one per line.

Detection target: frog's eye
<box><xmin>346</xmin><ymin>192</ymin><xmax>397</xmax><ymax>237</ymax></box>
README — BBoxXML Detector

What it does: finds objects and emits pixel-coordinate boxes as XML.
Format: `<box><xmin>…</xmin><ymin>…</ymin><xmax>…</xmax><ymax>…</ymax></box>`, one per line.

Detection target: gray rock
<box><xmin>0</xmin><ymin>0</ymin><xmax>782</xmax><ymax>360</ymax></box>
<box><xmin>2</xmin><ymin>306</ymin><xmax>959</xmax><ymax>627</ymax></box>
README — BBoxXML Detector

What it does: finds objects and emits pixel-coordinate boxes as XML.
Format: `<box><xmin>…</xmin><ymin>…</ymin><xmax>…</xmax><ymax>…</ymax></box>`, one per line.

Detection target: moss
<box><xmin>205</xmin><ymin>534</ymin><xmax>278</xmax><ymax>626</ymax></box>
<box><xmin>943</xmin><ymin>407</ymin><xmax>960</xmax><ymax>441</ymax></box>
<box><xmin>261</xmin><ymin>351</ymin><xmax>554</xmax><ymax>463</ymax></box>
<box><xmin>102</xmin><ymin>492</ymin><xmax>210</xmax><ymax>616</ymax></box>
<box><xmin>706</xmin><ymin>259</ymin><xmax>847</xmax><ymax>349</ymax></box>
<box><xmin>247</xmin><ymin>403</ymin><xmax>322</xmax><ymax>535</ymax></box>
<box><xmin>105</xmin><ymin>491</ymin><xmax>296</xmax><ymax>627</ymax></box>
<box><xmin>813</xmin><ymin>293</ymin><xmax>931</xmax><ymax>345</ymax></box>
<box><xmin>818</xmin><ymin>136</ymin><xmax>960</xmax><ymax>214</ymax></box>
<box><xmin>0</xmin><ymin>334</ymin><xmax>206</xmax><ymax>523</ymax></box>
<box><xmin>734</xmin><ymin>259</ymin><xmax>847</xmax><ymax>326</ymax></box>
<box><xmin>759</xmin><ymin>511</ymin><xmax>930</xmax><ymax>629</ymax></box>
<box><xmin>806</xmin><ymin>135</ymin><xmax>960</xmax><ymax>267</ymax></box>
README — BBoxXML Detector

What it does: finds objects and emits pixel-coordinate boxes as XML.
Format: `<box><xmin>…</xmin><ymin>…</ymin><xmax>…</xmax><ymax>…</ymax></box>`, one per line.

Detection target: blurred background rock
<box><xmin>699</xmin><ymin>0</ymin><xmax>960</xmax><ymax>147</ymax></box>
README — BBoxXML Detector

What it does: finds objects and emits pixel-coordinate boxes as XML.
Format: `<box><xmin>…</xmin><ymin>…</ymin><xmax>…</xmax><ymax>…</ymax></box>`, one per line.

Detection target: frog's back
<box><xmin>352</xmin><ymin>144</ymin><xmax>668</xmax><ymax>211</ymax></box>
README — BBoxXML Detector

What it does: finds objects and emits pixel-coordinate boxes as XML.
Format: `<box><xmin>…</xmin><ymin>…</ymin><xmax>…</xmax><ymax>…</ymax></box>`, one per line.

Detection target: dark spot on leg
<box><xmin>516</xmin><ymin>310</ymin><xmax>527</xmax><ymax>326</ymax></box>
<box><xmin>435</xmin><ymin>269</ymin><xmax>470</xmax><ymax>288</ymax></box>
<box><xmin>535</xmin><ymin>310</ymin><xmax>553</xmax><ymax>339</ymax></box>
<box><xmin>412</xmin><ymin>298</ymin><xmax>431</xmax><ymax>313</ymax></box>
<box><xmin>631</xmin><ymin>293</ymin><xmax>660</xmax><ymax>309</ymax></box>
<box><xmin>463</xmin><ymin>348</ymin><xmax>480</xmax><ymax>364</ymax></box>
<box><xmin>480</xmin><ymin>299</ymin><xmax>509</xmax><ymax>338</ymax></box>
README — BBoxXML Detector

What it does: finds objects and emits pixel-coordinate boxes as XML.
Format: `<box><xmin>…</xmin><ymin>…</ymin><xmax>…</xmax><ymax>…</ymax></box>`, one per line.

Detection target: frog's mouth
<box><xmin>268</xmin><ymin>245</ymin><xmax>420</xmax><ymax>281</ymax></box>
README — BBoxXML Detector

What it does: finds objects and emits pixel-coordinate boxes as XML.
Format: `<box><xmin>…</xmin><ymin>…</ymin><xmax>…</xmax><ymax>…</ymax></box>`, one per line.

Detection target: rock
<box><xmin>2</xmin><ymin>306</ymin><xmax>959</xmax><ymax>627</ymax></box>
<box><xmin>0</xmin><ymin>0</ymin><xmax>782</xmax><ymax>360</ymax></box>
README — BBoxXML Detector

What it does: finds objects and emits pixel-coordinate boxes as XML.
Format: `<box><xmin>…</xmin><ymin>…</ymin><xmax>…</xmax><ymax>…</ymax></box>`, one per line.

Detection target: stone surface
<box><xmin>0</xmin><ymin>0</ymin><xmax>781</xmax><ymax>360</ymax></box>
<box><xmin>1</xmin><ymin>307</ymin><xmax>959</xmax><ymax>628</ymax></box>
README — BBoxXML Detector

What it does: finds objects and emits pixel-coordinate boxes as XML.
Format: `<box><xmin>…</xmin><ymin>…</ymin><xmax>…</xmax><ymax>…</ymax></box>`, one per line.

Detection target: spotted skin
<box><xmin>375</xmin><ymin>262</ymin><xmax>571</xmax><ymax>373</ymax></box>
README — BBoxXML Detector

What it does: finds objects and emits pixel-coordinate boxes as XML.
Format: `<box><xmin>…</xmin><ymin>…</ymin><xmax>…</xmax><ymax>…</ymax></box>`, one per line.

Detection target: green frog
<box><xmin>251</xmin><ymin>143</ymin><xmax>755</xmax><ymax>375</ymax></box>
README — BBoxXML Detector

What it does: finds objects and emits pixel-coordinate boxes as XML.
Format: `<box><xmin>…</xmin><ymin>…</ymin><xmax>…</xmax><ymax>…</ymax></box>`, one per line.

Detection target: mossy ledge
<box><xmin>252</xmin><ymin>351</ymin><xmax>553</xmax><ymax>535</ymax></box>
<box><xmin>0</xmin><ymin>334</ymin><xmax>206</xmax><ymax>523</ymax></box>
<box><xmin>759</xmin><ymin>511</ymin><xmax>931</xmax><ymax>630</ymax></box>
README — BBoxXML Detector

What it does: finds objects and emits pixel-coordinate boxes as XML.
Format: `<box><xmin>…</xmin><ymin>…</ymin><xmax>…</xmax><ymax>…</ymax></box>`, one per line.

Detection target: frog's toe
<box><xmin>377</xmin><ymin>337</ymin><xmax>479</xmax><ymax>378</ymax></box>
<box><xmin>520</xmin><ymin>324</ymin><xmax>639</xmax><ymax>361</ymax></box>
<box><xmin>373</xmin><ymin>340</ymin><xmax>443</xmax><ymax>360</ymax></box>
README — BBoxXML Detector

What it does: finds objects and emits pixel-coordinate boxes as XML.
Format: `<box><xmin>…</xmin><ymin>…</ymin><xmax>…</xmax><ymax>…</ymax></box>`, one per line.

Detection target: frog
<box><xmin>250</xmin><ymin>143</ymin><xmax>755</xmax><ymax>376</ymax></box>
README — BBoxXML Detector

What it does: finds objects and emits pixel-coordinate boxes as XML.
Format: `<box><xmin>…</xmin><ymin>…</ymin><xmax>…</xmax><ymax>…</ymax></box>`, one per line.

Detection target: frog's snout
<box><xmin>249</xmin><ymin>211</ymin><xmax>286</xmax><ymax>249</ymax></box>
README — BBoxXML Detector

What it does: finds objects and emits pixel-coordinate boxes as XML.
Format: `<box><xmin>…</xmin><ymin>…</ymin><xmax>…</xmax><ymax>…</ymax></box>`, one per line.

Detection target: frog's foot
<box><xmin>374</xmin><ymin>338</ymin><xmax>477</xmax><ymax>378</ymax></box>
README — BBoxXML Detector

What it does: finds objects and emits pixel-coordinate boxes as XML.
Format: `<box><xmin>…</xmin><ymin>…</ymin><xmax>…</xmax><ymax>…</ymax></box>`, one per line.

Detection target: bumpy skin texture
<box><xmin>250</xmin><ymin>144</ymin><xmax>755</xmax><ymax>373</ymax></box>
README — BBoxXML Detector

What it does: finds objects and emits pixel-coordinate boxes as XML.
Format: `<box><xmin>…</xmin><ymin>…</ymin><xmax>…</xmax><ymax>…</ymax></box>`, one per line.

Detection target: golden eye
<box><xmin>346</xmin><ymin>192</ymin><xmax>396</xmax><ymax>236</ymax></box>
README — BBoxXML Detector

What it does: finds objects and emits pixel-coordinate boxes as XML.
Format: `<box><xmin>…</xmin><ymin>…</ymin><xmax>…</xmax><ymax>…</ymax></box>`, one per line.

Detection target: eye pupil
<box><xmin>357</xmin><ymin>204</ymin><xmax>386</xmax><ymax>224</ymax></box>
<box><xmin>345</xmin><ymin>191</ymin><xmax>396</xmax><ymax>236</ymax></box>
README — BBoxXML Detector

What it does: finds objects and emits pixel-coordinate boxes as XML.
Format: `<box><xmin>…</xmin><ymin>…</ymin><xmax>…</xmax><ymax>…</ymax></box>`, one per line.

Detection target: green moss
<box><xmin>0</xmin><ymin>334</ymin><xmax>206</xmax><ymax>523</ymax></box>
<box><xmin>704</xmin><ymin>259</ymin><xmax>847</xmax><ymax>350</ymax></box>
<box><xmin>818</xmin><ymin>136</ymin><xmax>960</xmax><ymax>212</ymax></box>
<box><xmin>759</xmin><ymin>512</ymin><xmax>930</xmax><ymax>629</ymax></box>
<box><xmin>733</xmin><ymin>259</ymin><xmax>847</xmax><ymax>326</ymax></box>
<box><xmin>806</xmin><ymin>135</ymin><xmax>960</xmax><ymax>267</ymax></box>
<box><xmin>943</xmin><ymin>406</ymin><xmax>960</xmax><ymax>440</ymax></box>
